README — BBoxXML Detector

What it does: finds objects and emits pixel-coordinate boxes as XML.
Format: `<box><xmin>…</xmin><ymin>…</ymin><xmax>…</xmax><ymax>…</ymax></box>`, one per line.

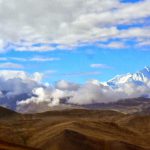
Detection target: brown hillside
<box><xmin>0</xmin><ymin>107</ymin><xmax>150</xmax><ymax>150</ymax></box>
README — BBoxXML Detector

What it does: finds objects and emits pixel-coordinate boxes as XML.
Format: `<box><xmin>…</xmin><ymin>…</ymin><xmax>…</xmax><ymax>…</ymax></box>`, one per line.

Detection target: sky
<box><xmin>0</xmin><ymin>0</ymin><xmax>150</xmax><ymax>112</ymax></box>
<box><xmin>0</xmin><ymin>0</ymin><xmax>150</xmax><ymax>84</ymax></box>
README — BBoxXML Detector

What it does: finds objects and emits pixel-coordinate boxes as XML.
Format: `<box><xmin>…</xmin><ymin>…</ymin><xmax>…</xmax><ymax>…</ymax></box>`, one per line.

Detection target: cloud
<box><xmin>0</xmin><ymin>67</ymin><xmax>150</xmax><ymax>112</ymax></box>
<box><xmin>55</xmin><ymin>80</ymin><xmax>80</xmax><ymax>91</ymax></box>
<box><xmin>0</xmin><ymin>70</ymin><xmax>43</xmax><ymax>82</ymax></box>
<box><xmin>17</xmin><ymin>77</ymin><xmax>150</xmax><ymax>110</ymax></box>
<box><xmin>68</xmin><ymin>81</ymin><xmax>150</xmax><ymax>105</ymax></box>
<box><xmin>98</xmin><ymin>42</ymin><xmax>126</xmax><ymax>49</ymax></box>
<box><xmin>9</xmin><ymin>57</ymin><xmax>27</xmax><ymax>61</ymax></box>
<box><xmin>90</xmin><ymin>64</ymin><xmax>111</xmax><ymax>69</ymax></box>
<box><xmin>17</xmin><ymin>87</ymin><xmax>66</xmax><ymax>112</ymax></box>
<box><xmin>14</xmin><ymin>45</ymin><xmax>56</xmax><ymax>52</ymax></box>
<box><xmin>137</xmin><ymin>39</ymin><xmax>150</xmax><ymax>47</ymax></box>
<box><xmin>0</xmin><ymin>57</ymin><xmax>8</xmax><ymax>61</ymax></box>
<box><xmin>0</xmin><ymin>70</ymin><xmax>44</xmax><ymax>109</ymax></box>
<box><xmin>16</xmin><ymin>67</ymin><xmax>150</xmax><ymax>111</ymax></box>
<box><xmin>0</xmin><ymin>62</ymin><xmax>23</xmax><ymax>69</ymax></box>
<box><xmin>29</xmin><ymin>57</ymin><xmax>60</xmax><ymax>62</ymax></box>
<box><xmin>67</xmin><ymin>83</ymin><xmax>116</xmax><ymax>105</ymax></box>
<box><xmin>0</xmin><ymin>0</ymin><xmax>149</xmax><ymax>52</ymax></box>
<box><xmin>0</xmin><ymin>57</ymin><xmax>60</xmax><ymax>62</ymax></box>
<box><xmin>32</xmin><ymin>72</ymin><xmax>43</xmax><ymax>82</ymax></box>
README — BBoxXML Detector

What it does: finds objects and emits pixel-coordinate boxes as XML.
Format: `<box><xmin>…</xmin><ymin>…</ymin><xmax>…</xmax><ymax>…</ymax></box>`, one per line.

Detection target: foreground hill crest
<box><xmin>0</xmin><ymin>107</ymin><xmax>150</xmax><ymax>150</ymax></box>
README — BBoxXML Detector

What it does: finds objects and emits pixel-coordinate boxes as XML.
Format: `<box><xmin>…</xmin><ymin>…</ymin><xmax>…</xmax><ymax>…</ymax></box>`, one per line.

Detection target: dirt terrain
<box><xmin>0</xmin><ymin>107</ymin><xmax>150</xmax><ymax>150</ymax></box>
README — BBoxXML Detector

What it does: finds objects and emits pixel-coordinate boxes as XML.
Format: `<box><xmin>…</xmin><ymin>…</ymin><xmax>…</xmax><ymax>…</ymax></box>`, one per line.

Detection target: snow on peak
<box><xmin>138</xmin><ymin>66</ymin><xmax>150</xmax><ymax>78</ymax></box>
<box><xmin>107</xmin><ymin>67</ymin><xmax>150</xmax><ymax>87</ymax></box>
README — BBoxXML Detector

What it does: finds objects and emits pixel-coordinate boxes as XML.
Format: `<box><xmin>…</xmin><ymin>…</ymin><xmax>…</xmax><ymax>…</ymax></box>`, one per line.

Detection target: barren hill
<box><xmin>0</xmin><ymin>107</ymin><xmax>150</xmax><ymax>150</ymax></box>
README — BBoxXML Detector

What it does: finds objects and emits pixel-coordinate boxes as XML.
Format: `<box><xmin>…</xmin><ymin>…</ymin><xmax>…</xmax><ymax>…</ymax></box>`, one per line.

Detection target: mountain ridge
<box><xmin>0</xmin><ymin>107</ymin><xmax>150</xmax><ymax>150</ymax></box>
<box><xmin>107</xmin><ymin>66</ymin><xmax>150</xmax><ymax>87</ymax></box>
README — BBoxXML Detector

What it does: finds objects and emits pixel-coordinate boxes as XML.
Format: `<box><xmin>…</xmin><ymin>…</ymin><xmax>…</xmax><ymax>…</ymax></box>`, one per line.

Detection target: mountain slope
<box><xmin>0</xmin><ymin>140</ymin><xmax>38</xmax><ymax>150</ymax></box>
<box><xmin>0</xmin><ymin>106</ymin><xmax>18</xmax><ymax>118</ymax></box>
<box><xmin>0</xmin><ymin>107</ymin><xmax>150</xmax><ymax>150</ymax></box>
<box><xmin>83</xmin><ymin>97</ymin><xmax>150</xmax><ymax>114</ymax></box>
<box><xmin>107</xmin><ymin>67</ymin><xmax>150</xmax><ymax>88</ymax></box>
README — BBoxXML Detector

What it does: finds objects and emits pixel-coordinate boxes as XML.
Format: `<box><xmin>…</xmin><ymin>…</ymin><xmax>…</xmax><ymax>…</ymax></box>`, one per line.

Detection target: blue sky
<box><xmin>0</xmin><ymin>0</ymin><xmax>149</xmax><ymax>84</ymax></box>
<box><xmin>1</xmin><ymin>43</ymin><xmax>150</xmax><ymax>83</ymax></box>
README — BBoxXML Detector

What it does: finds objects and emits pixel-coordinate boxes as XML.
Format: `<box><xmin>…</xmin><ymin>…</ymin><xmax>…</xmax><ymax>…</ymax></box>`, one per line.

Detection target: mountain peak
<box><xmin>144</xmin><ymin>66</ymin><xmax>150</xmax><ymax>71</ymax></box>
<box><xmin>136</xmin><ymin>66</ymin><xmax>150</xmax><ymax>79</ymax></box>
<box><xmin>139</xmin><ymin>66</ymin><xmax>150</xmax><ymax>73</ymax></box>
<box><xmin>107</xmin><ymin>67</ymin><xmax>150</xmax><ymax>87</ymax></box>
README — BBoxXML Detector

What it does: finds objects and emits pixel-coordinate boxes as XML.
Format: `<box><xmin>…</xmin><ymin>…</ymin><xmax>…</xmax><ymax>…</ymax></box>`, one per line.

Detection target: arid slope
<box><xmin>0</xmin><ymin>107</ymin><xmax>150</xmax><ymax>150</ymax></box>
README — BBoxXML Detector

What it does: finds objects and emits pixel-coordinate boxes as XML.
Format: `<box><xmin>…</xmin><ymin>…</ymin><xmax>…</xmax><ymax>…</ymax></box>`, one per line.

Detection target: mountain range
<box><xmin>0</xmin><ymin>67</ymin><xmax>150</xmax><ymax>149</ymax></box>
<box><xmin>0</xmin><ymin>67</ymin><xmax>150</xmax><ymax>113</ymax></box>
<box><xmin>107</xmin><ymin>66</ymin><xmax>150</xmax><ymax>88</ymax></box>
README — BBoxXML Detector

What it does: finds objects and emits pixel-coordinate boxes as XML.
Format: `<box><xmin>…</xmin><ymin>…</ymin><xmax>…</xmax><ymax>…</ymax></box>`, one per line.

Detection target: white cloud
<box><xmin>0</xmin><ymin>0</ymin><xmax>149</xmax><ymax>52</ymax></box>
<box><xmin>55</xmin><ymin>80</ymin><xmax>80</xmax><ymax>91</ymax></box>
<box><xmin>15</xmin><ymin>67</ymin><xmax>150</xmax><ymax>111</ymax></box>
<box><xmin>14</xmin><ymin>45</ymin><xmax>56</xmax><ymax>52</ymax></box>
<box><xmin>0</xmin><ymin>70</ymin><xmax>42</xmax><ymax>82</ymax></box>
<box><xmin>137</xmin><ymin>39</ymin><xmax>150</xmax><ymax>47</ymax></box>
<box><xmin>67</xmin><ymin>80</ymin><xmax>150</xmax><ymax>105</ymax></box>
<box><xmin>17</xmin><ymin>78</ymin><xmax>150</xmax><ymax>109</ymax></box>
<box><xmin>9</xmin><ymin>57</ymin><xmax>27</xmax><ymax>61</ymax></box>
<box><xmin>98</xmin><ymin>42</ymin><xmax>126</xmax><ymax>49</ymax></box>
<box><xmin>29</xmin><ymin>57</ymin><xmax>60</xmax><ymax>62</ymax></box>
<box><xmin>118</xmin><ymin>27</ymin><xmax>150</xmax><ymax>39</ymax></box>
<box><xmin>0</xmin><ymin>62</ymin><xmax>23</xmax><ymax>69</ymax></box>
<box><xmin>32</xmin><ymin>72</ymin><xmax>43</xmax><ymax>82</ymax></box>
<box><xmin>90</xmin><ymin>64</ymin><xmax>111</xmax><ymax>69</ymax></box>
<box><xmin>0</xmin><ymin>70</ymin><xmax>28</xmax><ymax>80</ymax></box>
<box><xmin>0</xmin><ymin>70</ymin><xmax>44</xmax><ymax>109</ymax></box>
<box><xmin>68</xmin><ymin>83</ymin><xmax>110</xmax><ymax>105</ymax></box>
<box><xmin>0</xmin><ymin>57</ymin><xmax>60</xmax><ymax>62</ymax></box>
<box><xmin>17</xmin><ymin>87</ymin><xmax>66</xmax><ymax>112</ymax></box>
<box><xmin>0</xmin><ymin>70</ymin><xmax>43</xmax><ymax>100</ymax></box>
<box><xmin>0</xmin><ymin>67</ymin><xmax>150</xmax><ymax>112</ymax></box>
<box><xmin>0</xmin><ymin>57</ymin><xmax>8</xmax><ymax>61</ymax></box>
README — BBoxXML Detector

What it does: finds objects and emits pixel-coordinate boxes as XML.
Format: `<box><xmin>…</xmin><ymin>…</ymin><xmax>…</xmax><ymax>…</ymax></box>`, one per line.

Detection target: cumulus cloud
<box><xmin>0</xmin><ymin>70</ymin><xmax>44</xmax><ymax>109</ymax></box>
<box><xmin>17</xmin><ymin>87</ymin><xmax>66</xmax><ymax>112</ymax></box>
<box><xmin>67</xmin><ymin>80</ymin><xmax>150</xmax><ymax>105</ymax></box>
<box><xmin>55</xmin><ymin>80</ymin><xmax>80</xmax><ymax>91</ymax></box>
<box><xmin>0</xmin><ymin>0</ymin><xmax>149</xmax><ymax>52</ymax></box>
<box><xmin>32</xmin><ymin>72</ymin><xmax>43</xmax><ymax>82</ymax></box>
<box><xmin>0</xmin><ymin>70</ymin><xmax>43</xmax><ymax>82</ymax></box>
<box><xmin>19</xmin><ymin>67</ymin><xmax>150</xmax><ymax>111</ymax></box>
<box><xmin>17</xmin><ymin>77</ymin><xmax>150</xmax><ymax>111</ymax></box>
<box><xmin>0</xmin><ymin>70</ymin><xmax>43</xmax><ymax>96</ymax></box>
<box><xmin>0</xmin><ymin>67</ymin><xmax>150</xmax><ymax>112</ymax></box>
<box><xmin>68</xmin><ymin>83</ymin><xmax>112</xmax><ymax>105</ymax></box>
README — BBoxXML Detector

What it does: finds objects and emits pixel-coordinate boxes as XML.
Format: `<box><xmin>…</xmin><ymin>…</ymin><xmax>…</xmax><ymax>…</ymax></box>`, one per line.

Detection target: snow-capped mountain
<box><xmin>0</xmin><ymin>66</ymin><xmax>150</xmax><ymax>112</ymax></box>
<box><xmin>107</xmin><ymin>66</ymin><xmax>150</xmax><ymax>88</ymax></box>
